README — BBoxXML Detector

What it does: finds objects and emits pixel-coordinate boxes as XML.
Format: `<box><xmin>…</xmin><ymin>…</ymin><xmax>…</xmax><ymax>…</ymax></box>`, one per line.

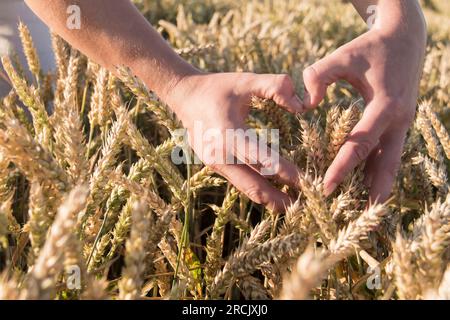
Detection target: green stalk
<box><xmin>173</xmin><ymin>148</ymin><xmax>192</xmax><ymax>288</ymax></box>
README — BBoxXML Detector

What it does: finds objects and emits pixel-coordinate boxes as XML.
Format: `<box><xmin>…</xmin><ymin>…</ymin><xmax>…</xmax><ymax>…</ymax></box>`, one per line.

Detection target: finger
<box><xmin>230</xmin><ymin>126</ymin><xmax>302</xmax><ymax>186</ymax></box>
<box><xmin>323</xmin><ymin>100</ymin><xmax>392</xmax><ymax>195</ymax></box>
<box><xmin>363</xmin><ymin>145</ymin><xmax>380</xmax><ymax>188</ymax></box>
<box><xmin>366</xmin><ymin>125</ymin><xmax>408</xmax><ymax>203</ymax></box>
<box><xmin>303</xmin><ymin>50</ymin><xmax>351</xmax><ymax>109</ymax></box>
<box><xmin>211</xmin><ymin>163</ymin><xmax>293</xmax><ymax>212</ymax></box>
<box><xmin>248</xmin><ymin>74</ymin><xmax>304</xmax><ymax>113</ymax></box>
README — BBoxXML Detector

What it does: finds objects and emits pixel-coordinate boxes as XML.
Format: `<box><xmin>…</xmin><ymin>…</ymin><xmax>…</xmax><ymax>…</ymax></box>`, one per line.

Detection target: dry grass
<box><xmin>0</xmin><ymin>0</ymin><xmax>449</xmax><ymax>300</ymax></box>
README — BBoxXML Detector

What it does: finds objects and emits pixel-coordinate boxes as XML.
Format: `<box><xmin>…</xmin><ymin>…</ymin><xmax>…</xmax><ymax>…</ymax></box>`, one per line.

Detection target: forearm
<box><xmin>350</xmin><ymin>0</ymin><xmax>426</xmax><ymax>43</ymax></box>
<box><xmin>25</xmin><ymin>0</ymin><xmax>198</xmax><ymax>103</ymax></box>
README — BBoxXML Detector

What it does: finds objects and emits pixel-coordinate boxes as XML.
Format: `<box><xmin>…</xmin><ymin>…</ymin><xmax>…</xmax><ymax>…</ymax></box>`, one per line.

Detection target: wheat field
<box><xmin>0</xmin><ymin>0</ymin><xmax>449</xmax><ymax>300</ymax></box>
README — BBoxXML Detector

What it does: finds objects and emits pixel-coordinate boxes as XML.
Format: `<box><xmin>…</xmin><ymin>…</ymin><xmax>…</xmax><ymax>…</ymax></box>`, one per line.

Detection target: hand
<box><xmin>166</xmin><ymin>72</ymin><xmax>303</xmax><ymax>212</ymax></box>
<box><xmin>303</xmin><ymin>20</ymin><xmax>426</xmax><ymax>202</ymax></box>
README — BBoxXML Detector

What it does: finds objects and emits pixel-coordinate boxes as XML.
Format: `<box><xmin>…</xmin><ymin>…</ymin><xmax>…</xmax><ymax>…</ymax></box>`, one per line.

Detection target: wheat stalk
<box><xmin>205</xmin><ymin>188</ymin><xmax>239</xmax><ymax>284</ymax></box>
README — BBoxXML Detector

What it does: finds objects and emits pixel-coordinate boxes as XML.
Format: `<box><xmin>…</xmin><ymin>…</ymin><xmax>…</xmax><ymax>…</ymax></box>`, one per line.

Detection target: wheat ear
<box><xmin>118</xmin><ymin>200</ymin><xmax>151</xmax><ymax>300</ymax></box>
<box><xmin>1</xmin><ymin>56</ymin><xmax>52</xmax><ymax>149</ymax></box>
<box><xmin>419</xmin><ymin>101</ymin><xmax>450</xmax><ymax>159</ymax></box>
<box><xmin>25</xmin><ymin>186</ymin><xmax>88</xmax><ymax>299</ymax></box>
<box><xmin>18</xmin><ymin>22</ymin><xmax>41</xmax><ymax>83</ymax></box>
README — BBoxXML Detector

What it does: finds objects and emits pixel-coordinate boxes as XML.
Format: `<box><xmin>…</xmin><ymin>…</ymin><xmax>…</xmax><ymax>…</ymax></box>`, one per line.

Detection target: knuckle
<box><xmin>303</xmin><ymin>65</ymin><xmax>324</xmax><ymax>87</ymax></box>
<box><xmin>337</xmin><ymin>49</ymin><xmax>353</xmax><ymax>67</ymax></box>
<box><xmin>303</xmin><ymin>66</ymin><xmax>317</xmax><ymax>81</ymax></box>
<box><xmin>236</xmin><ymin>72</ymin><xmax>254</xmax><ymax>87</ymax></box>
<box><xmin>259</xmin><ymin>156</ymin><xmax>280</xmax><ymax>176</ymax></box>
<box><xmin>245</xmin><ymin>185</ymin><xmax>269</xmax><ymax>205</ymax></box>
<box><xmin>346</xmin><ymin>139</ymin><xmax>373</xmax><ymax>162</ymax></box>
<box><xmin>207</xmin><ymin>163</ymin><xmax>221</xmax><ymax>173</ymax></box>
<box><xmin>340</xmin><ymin>55</ymin><xmax>351</xmax><ymax>68</ymax></box>
<box><xmin>272</xmin><ymin>74</ymin><xmax>294</xmax><ymax>96</ymax></box>
<box><xmin>353</xmin><ymin>142</ymin><xmax>371</xmax><ymax>162</ymax></box>
<box><xmin>277</xmin><ymin>74</ymin><xmax>293</xmax><ymax>87</ymax></box>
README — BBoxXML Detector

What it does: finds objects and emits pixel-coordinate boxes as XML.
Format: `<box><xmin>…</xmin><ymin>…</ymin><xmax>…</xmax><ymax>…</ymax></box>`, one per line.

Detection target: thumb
<box><xmin>303</xmin><ymin>51</ymin><xmax>349</xmax><ymax>109</ymax></box>
<box><xmin>249</xmin><ymin>74</ymin><xmax>304</xmax><ymax>114</ymax></box>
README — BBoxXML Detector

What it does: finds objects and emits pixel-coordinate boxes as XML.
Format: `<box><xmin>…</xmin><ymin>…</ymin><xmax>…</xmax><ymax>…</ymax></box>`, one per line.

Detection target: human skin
<box><xmin>24</xmin><ymin>0</ymin><xmax>426</xmax><ymax>210</ymax></box>
<box><xmin>304</xmin><ymin>0</ymin><xmax>427</xmax><ymax>202</ymax></box>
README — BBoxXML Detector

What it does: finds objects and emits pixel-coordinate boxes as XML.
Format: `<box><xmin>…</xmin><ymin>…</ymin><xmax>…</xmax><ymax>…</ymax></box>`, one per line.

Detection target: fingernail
<box><xmin>324</xmin><ymin>182</ymin><xmax>337</xmax><ymax>197</ymax></box>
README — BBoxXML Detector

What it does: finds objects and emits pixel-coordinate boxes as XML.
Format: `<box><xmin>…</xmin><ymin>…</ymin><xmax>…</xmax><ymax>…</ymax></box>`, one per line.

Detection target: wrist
<box><xmin>127</xmin><ymin>53</ymin><xmax>202</xmax><ymax>111</ymax></box>
<box><xmin>375</xmin><ymin>0</ymin><xmax>427</xmax><ymax>47</ymax></box>
<box><xmin>159</xmin><ymin>69</ymin><xmax>207</xmax><ymax>117</ymax></box>
<box><xmin>157</xmin><ymin>64</ymin><xmax>203</xmax><ymax>109</ymax></box>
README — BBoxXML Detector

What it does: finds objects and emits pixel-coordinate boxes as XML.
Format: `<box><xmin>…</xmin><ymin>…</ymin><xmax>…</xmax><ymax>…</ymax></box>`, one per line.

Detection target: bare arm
<box><xmin>25</xmin><ymin>0</ymin><xmax>196</xmax><ymax>104</ymax></box>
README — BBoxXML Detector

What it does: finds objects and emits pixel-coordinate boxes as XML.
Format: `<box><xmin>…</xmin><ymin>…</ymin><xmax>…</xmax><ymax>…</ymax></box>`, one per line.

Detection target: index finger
<box><xmin>210</xmin><ymin>162</ymin><xmax>293</xmax><ymax>213</ymax></box>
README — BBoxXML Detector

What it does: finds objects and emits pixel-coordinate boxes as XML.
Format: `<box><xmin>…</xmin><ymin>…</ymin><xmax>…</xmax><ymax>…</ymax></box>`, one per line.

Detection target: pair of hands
<box><xmin>24</xmin><ymin>0</ymin><xmax>426</xmax><ymax>212</ymax></box>
<box><xmin>166</xmin><ymin>26</ymin><xmax>426</xmax><ymax>212</ymax></box>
